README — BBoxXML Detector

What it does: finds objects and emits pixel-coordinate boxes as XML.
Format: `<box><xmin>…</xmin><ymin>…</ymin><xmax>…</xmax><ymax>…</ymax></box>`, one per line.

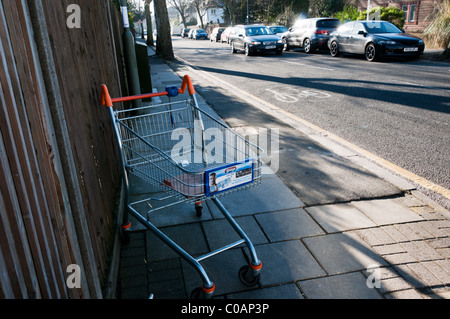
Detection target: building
<box><xmin>201</xmin><ymin>7</ymin><xmax>225</xmax><ymax>25</ymax></box>
<box><xmin>358</xmin><ymin>0</ymin><xmax>439</xmax><ymax>33</ymax></box>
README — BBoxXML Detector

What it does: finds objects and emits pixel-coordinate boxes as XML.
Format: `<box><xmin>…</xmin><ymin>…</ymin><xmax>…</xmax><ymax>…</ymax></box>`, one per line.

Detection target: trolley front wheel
<box><xmin>191</xmin><ymin>284</ymin><xmax>215</xmax><ymax>299</ymax></box>
<box><xmin>195</xmin><ymin>202</ymin><xmax>203</xmax><ymax>217</ymax></box>
<box><xmin>238</xmin><ymin>265</ymin><xmax>261</xmax><ymax>287</ymax></box>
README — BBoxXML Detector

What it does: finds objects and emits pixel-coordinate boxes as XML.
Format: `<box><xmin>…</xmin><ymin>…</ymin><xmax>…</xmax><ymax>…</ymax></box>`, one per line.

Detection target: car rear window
<box><xmin>245</xmin><ymin>27</ymin><xmax>272</xmax><ymax>36</ymax></box>
<box><xmin>316</xmin><ymin>20</ymin><xmax>340</xmax><ymax>28</ymax></box>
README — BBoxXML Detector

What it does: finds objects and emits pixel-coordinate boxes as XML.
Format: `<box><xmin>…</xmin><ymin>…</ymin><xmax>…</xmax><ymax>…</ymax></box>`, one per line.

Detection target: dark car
<box><xmin>283</xmin><ymin>18</ymin><xmax>340</xmax><ymax>53</ymax></box>
<box><xmin>230</xmin><ymin>24</ymin><xmax>284</xmax><ymax>56</ymax></box>
<box><xmin>181</xmin><ymin>28</ymin><xmax>191</xmax><ymax>38</ymax></box>
<box><xmin>328</xmin><ymin>20</ymin><xmax>425</xmax><ymax>62</ymax></box>
<box><xmin>192</xmin><ymin>29</ymin><xmax>208</xmax><ymax>40</ymax></box>
<box><xmin>210</xmin><ymin>27</ymin><xmax>225</xmax><ymax>42</ymax></box>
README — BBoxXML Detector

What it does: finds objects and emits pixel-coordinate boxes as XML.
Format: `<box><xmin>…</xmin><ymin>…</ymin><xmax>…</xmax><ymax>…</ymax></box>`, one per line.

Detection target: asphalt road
<box><xmin>169</xmin><ymin>36</ymin><xmax>450</xmax><ymax>197</ymax></box>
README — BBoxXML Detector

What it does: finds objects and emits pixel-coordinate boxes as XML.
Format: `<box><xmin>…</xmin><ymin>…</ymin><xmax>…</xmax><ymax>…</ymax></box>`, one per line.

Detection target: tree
<box><xmin>145</xmin><ymin>0</ymin><xmax>155</xmax><ymax>46</ymax></box>
<box><xmin>191</xmin><ymin>0</ymin><xmax>220</xmax><ymax>29</ymax></box>
<box><xmin>275</xmin><ymin>0</ymin><xmax>310</xmax><ymax>26</ymax></box>
<box><xmin>423</xmin><ymin>0</ymin><xmax>450</xmax><ymax>52</ymax></box>
<box><xmin>333</xmin><ymin>5</ymin><xmax>359</xmax><ymax>23</ymax></box>
<box><xmin>309</xmin><ymin>0</ymin><xmax>345</xmax><ymax>17</ymax></box>
<box><xmin>248</xmin><ymin>0</ymin><xmax>309</xmax><ymax>25</ymax></box>
<box><xmin>169</xmin><ymin>0</ymin><xmax>190</xmax><ymax>27</ymax></box>
<box><xmin>223</xmin><ymin>0</ymin><xmax>248</xmax><ymax>25</ymax></box>
<box><xmin>357</xmin><ymin>6</ymin><xmax>405</xmax><ymax>29</ymax></box>
<box><xmin>154</xmin><ymin>0</ymin><xmax>175</xmax><ymax>60</ymax></box>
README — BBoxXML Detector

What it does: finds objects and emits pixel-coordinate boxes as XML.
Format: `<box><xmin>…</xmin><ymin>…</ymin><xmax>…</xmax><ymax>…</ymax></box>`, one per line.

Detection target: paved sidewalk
<box><xmin>118</xmin><ymin>49</ymin><xmax>450</xmax><ymax>299</ymax></box>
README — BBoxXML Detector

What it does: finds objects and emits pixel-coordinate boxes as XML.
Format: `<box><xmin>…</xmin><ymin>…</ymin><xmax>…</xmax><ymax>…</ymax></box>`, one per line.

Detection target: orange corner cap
<box><xmin>100</xmin><ymin>84</ymin><xmax>113</xmax><ymax>107</ymax></box>
<box><xmin>179</xmin><ymin>75</ymin><xmax>195</xmax><ymax>96</ymax></box>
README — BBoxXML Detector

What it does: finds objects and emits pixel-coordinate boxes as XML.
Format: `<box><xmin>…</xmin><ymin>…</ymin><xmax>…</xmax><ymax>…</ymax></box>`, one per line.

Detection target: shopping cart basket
<box><xmin>100</xmin><ymin>75</ymin><xmax>263</xmax><ymax>298</ymax></box>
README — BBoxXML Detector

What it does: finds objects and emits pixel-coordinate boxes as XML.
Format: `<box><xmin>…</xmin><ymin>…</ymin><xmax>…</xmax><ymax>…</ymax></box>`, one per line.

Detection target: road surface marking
<box><xmin>265</xmin><ymin>88</ymin><xmax>331</xmax><ymax>102</ymax></box>
<box><xmin>285</xmin><ymin>60</ymin><xmax>334</xmax><ymax>71</ymax></box>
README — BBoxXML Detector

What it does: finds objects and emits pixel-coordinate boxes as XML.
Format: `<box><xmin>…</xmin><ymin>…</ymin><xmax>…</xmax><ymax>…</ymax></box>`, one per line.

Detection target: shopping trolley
<box><xmin>100</xmin><ymin>75</ymin><xmax>263</xmax><ymax>298</ymax></box>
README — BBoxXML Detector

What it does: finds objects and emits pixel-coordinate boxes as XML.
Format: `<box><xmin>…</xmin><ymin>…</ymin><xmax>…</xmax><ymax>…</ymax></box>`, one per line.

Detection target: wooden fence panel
<box><xmin>0</xmin><ymin>0</ymin><xmax>126</xmax><ymax>298</ymax></box>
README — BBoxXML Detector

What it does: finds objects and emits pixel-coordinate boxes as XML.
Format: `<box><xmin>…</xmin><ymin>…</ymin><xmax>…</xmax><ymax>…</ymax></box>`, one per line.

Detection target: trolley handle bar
<box><xmin>100</xmin><ymin>75</ymin><xmax>195</xmax><ymax>108</ymax></box>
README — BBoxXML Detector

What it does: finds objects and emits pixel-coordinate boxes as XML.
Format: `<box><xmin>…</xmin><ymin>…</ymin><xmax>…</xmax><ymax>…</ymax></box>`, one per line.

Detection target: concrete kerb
<box><xmin>118</xmin><ymin>45</ymin><xmax>450</xmax><ymax>300</ymax></box>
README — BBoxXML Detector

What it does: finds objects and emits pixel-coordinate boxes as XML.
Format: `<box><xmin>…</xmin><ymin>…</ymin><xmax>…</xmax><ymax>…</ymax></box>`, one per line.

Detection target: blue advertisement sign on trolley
<box><xmin>205</xmin><ymin>160</ymin><xmax>254</xmax><ymax>196</ymax></box>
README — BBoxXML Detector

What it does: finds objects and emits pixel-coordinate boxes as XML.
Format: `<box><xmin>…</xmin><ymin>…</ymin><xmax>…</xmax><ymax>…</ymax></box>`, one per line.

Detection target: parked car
<box><xmin>192</xmin><ymin>29</ymin><xmax>208</xmax><ymax>40</ymax></box>
<box><xmin>230</xmin><ymin>24</ymin><xmax>284</xmax><ymax>56</ymax></box>
<box><xmin>188</xmin><ymin>29</ymin><xmax>195</xmax><ymax>39</ymax></box>
<box><xmin>283</xmin><ymin>18</ymin><xmax>340</xmax><ymax>53</ymax></box>
<box><xmin>220</xmin><ymin>27</ymin><xmax>233</xmax><ymax>43</ymax></box>
<box><xmin>181</xmin><ymin>28</ymin><xmax>191</xmax><ymax>38</ymax></box>
<box><xmin>268</xmin><ymin>25</ymin><xmax>288</xmax><ymax>39</ymax></box>
<box><xmin>328</xmin><ymin>20</ymin><xmax>425</xmax><ymax>62</ymax></box>
<box><xmin>210</xmin><ymin>27</ymin><xmax>225</xmax><ymax>42</ymax></box>
<box><xmin>227</xmin><ymin>26</ymin><xmax>240</xmax><ymax>44</ymax></box>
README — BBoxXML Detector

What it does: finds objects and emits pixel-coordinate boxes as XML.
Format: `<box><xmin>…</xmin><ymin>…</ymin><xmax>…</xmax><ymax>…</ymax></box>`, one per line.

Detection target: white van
<box><xmin>171</xmin><ymin>25</ymin><xmax>182</xmax><ymax>36</ymax></box>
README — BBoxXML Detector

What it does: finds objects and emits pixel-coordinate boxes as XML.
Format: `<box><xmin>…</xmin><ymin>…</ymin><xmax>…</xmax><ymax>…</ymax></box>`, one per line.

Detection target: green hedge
<box><xmin>333</xmin><ymin>5</ymin><xmax>405</xmax><ymax>29</ymax></box>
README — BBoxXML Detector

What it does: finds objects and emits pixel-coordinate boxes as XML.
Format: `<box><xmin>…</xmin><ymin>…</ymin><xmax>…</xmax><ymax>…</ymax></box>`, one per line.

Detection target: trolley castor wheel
<box><xmin>121</xmin><ymin>231</ymin><xmax>130</xmax><ymax>244</ymax></box>
<box><xmin>190</xmin><ymin>287</ymin><xmax>202</xmax><ymax>299</ymax></box>
<box><xmin>190</xmin><ymin>284</ymin><xmax>215</xmax><ymax>299</ymax></box>
<box><xmin>195</xmin><ymin>203</ymin><xmax>203</xmax><ymax>217</ymax></box>
<box><xmin>238</xmin><ymin>265</ymin><xmax>261</xmax><ymax>287</ymax></box>
<box><xmin>120</xmin><ymin>222</ymin><xmax>132</xmax><ymax>244</ymax></box>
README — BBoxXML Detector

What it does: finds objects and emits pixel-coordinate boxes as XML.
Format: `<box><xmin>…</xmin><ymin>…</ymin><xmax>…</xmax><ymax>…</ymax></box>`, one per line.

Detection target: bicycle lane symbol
<box><xmin>265</xmin><ymin>87</ymin><xmax>331</xmax><ymax>103</ymax></box>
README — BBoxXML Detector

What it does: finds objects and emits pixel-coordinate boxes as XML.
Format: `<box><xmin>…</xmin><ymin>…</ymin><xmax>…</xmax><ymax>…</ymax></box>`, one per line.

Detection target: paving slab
<box><xmin>202</xmin><ymin>216</ymin><xmax>268</xmax><ymax>251</ymax></box>
<box><xmin>145</xmin><ymin>223</ymin><xmax>209</xmax><ymax>262</ymax></box>
<box><xmin>206</xmin><ymin>175</ymin><xmax>305</xmax><ymax>218</ymax></box>
<box><xmin>351</xmin><ymin>198</ymin><xmax>424</xmax><ymax>225</ymax></box>
<box><xmin>128</xmin><ymin>191</ymin><xmax>213</xmax><ymax>230</ymax></box>
<box><xmin>249</xmin><ymin>241</ymin><xmax>326</xmax><ymax>286</ymax></box>
<box><xmin>303</xmin><ymin>232</ymin><xmax>388</xmax><ymax>275</ymax></box>
<box><xmin>298</xmin><ymin>272</ymin><xmax>383</xmax><ymax>299</ymax></box>
<box><xmin>306</xmin><ymin>203</ymin><xmax>377</xmax><ymax>233</ymax></box>
<box><xmin>181</xmin><ymin>248</ymin><xmax>250</xmax><ymax>296</ymax></box>
<box><xmin>255</xmin><ymin>208</ymin><xmax>324</xmax><ymax>242</ymax></box>
<box><xmin>226</xmin><ymin>283</ymin><xmax>304</xmax><ymax>299</ymax></box>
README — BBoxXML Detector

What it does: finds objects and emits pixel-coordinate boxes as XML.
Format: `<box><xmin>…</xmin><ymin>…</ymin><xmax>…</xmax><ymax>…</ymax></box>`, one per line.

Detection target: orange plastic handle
<box><xmin>178</xmin><ymin>75</ymin><xmax>196</xmax><ymax>95</ymax></box>
<box><xmin>100</xmin><ymin>75</ymin><xmax>196</xmax><ymax>107</ymax></box>
<box><xmin>100</xmin><ymin>84</ymin><xmax>113</xmax><ymax>107</ymax></box>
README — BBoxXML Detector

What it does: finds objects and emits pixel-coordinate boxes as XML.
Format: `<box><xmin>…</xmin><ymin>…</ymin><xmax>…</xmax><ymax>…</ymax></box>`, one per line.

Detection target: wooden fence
<box><xmin>0</xmin><ymin>0</ymin><xmax>127</xmax><ymax>298</ymax></box>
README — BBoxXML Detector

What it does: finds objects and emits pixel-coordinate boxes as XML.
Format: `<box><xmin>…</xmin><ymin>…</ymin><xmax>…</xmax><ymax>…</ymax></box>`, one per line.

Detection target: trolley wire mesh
<box><xmin>114</xmin><ymin>99</ymin><xmax>263</xmax><ymax>203</ymax></box>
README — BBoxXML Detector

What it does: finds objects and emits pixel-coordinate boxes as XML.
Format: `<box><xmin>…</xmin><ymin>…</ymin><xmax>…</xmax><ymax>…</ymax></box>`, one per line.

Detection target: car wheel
<box><xmin>245</xmin><ymin>44</ymin><xmax>252</xmax><ymax>56</ymax></box>
<box><xmin>303</xmin><ymin>38</ymin><xmax>312</xmax><ymax>53</ymax></box>
<box><xmin>365</xmin><ymin>43</ymin><xmax>377</xmax><ymax>62</ymax></box>
<box><xmin>283</xmin><ymin>39</ymin><xmax>290</xmax><ymax>51</ymax></box>
<box><xmin>330</xmin><ymin>41</ymin><xmax>340</xmax><ymax>57</ymax></box>
<box><xmin>231</xmin><ymin>42</ymin><xmax>237</xmax><ymax>54</ymax></box>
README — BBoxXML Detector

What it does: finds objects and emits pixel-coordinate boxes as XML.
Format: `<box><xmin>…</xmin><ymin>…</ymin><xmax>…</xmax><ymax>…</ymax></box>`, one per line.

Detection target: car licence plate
<box><xmin>265</xmin><ymin>45</ymin><xmax>276</xmax><ymax>49</ymax></box>
<box><xmin>404</xmin><ymin>47</ymin><xmax>418</xmax><ymax>52</ymax></box>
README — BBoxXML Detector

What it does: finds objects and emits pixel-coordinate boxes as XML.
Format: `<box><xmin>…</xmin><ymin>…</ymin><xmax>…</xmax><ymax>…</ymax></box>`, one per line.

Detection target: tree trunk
<box><xmin>145</xmin><ymin>3</ymin><xmax>154</xmax><ymax>46</ymax></box>
<box><xmin>154</xmin><ymin>0</ymin><xmax>174</xmax><ymax>60</ymax></box>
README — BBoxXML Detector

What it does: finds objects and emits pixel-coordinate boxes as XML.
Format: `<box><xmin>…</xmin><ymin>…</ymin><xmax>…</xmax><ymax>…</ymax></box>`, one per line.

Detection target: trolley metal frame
<box><xmin>100</xmin><ymin>75</ymin><xmax>263</xmax><ymax>298</ymax></box>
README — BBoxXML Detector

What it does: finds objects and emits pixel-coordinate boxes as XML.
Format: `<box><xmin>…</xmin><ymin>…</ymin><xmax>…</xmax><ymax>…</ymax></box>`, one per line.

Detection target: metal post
<box><xmin>120</xmin><ymin>0</ymin><xmax>141</xmax><ymax>107</ymax></box>
<box><xmin>367</xmin><ymin>0</ymin><xmax>371</xmax><ymax>20</ymax></box>
<box><xmin>246</xmin><ymin>0</ymin><xmax>249</xmax><ymax>24</ymax></box>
